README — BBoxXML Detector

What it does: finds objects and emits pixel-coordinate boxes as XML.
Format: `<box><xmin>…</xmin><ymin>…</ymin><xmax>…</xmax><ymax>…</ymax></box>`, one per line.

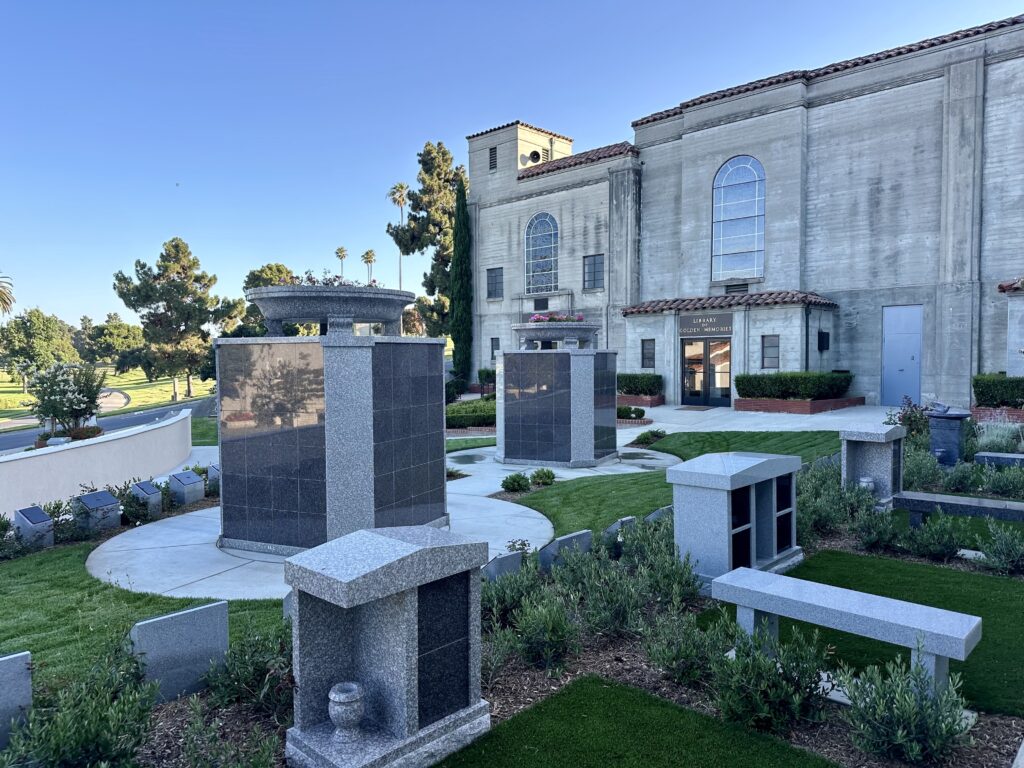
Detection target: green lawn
<box><xmin>441</xmin><ymin>676</ymin><xmax>835</xmax><ymax>768</ymax></box>
<box><xmin>191</xmin><ymin>416</ymin><xmax>219</xmax><ymax>446</ymax></box>
<box><xmin>0</xmin><ymin>544</ymin><xmax>280</xmax><ymax>688</ymax></box>
<box><xmin>784</xmin><ymin>550</ymin><xmax>1024</xmax><ymax>715</ymax></box>
<box><xmin>0</xmin><ymin>367</ymin><xmax>213</xmax><ymax>426</ymax></box>
<box><xmin>446</xmin><ymin>436</ymin><xmax>496</xmax><ymax>453</ymax></box>
<box><xmin>652</xmin><ymin>430</ymin><xmax>840</xmax><ymax>464</ymax></box>
<box><xmin>524</xmin><ymin>431</ymin><xmax>841</xmax><ymax>535</ymax></box>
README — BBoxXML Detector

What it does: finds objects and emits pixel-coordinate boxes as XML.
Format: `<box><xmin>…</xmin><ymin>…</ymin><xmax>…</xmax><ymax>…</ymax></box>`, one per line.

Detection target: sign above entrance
<box><xmin>679</xmin><ymin>312</ymin><xmax>733</xmax><ymax>336</ymax></box>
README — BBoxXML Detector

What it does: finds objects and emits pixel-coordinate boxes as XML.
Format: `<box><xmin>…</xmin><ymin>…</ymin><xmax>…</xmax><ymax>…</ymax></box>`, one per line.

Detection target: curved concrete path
<box><xmin>86</xmin><ymin>493</ymin><xmax>554</xmax><ymax>600</ymax></box>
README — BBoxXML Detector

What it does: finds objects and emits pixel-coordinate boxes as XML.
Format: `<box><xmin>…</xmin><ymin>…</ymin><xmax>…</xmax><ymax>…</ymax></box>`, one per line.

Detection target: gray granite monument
<box><xmin>667</xmin><ymin>452</ymin><xmax>802</xmax><ymax>585</ymax></box>
<box><xmin>0</xmin><ymin>651</ymin><xmax>31</xmax><ymax>749</ymax></box>
<box><xmin>13</xmin><ymin>505</ymin><xmax>53</xmax><ymax>549</ymax></box>
<box><xmin>169</xmin><ymin>470</ymin><xmax>205</xmax><ymax>506</ymax></box>
<box><xmin>217</xmin><ymin>285</ymin><xmax>447</xmax><ymax>555</ymax></box>
<box><xmin>74</xmin><ymin>490</ymin><xmax>121</xmax><ymax>533</ymax></box>
<box><xmin>131</xmin><ymin>481</ymin><xmax>164</xmax><ymax>519</ymax></box>
<box><xmin>284</xmin><ymin>526</ymin><xmax>490</xmax><ymax>768</ymax></box>
<box><xmin>840</xmin><ymin>425</ymin><xmax>906</xmax><ymax>504</ymax></box>
<box><xmin>495</xmin><ymin>348</ymin><xmax>617</xmax><ymax>468</ymax></box>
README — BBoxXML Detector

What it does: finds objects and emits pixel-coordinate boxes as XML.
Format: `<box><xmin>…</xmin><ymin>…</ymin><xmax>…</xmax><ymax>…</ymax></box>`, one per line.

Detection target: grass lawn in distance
<box><xmin>0</xmin><ymin>543</ymin><xmax>280</xmax><ymax>688</ymax></box>
<box><xmin>191</xmin><ymin>416</ymin><xmax>219</xmax><ymax>446</ymax></box>
<box><xmin>440</xmin><ymin>676</ymin><xmax>835</xmax><ymax>768</ymax></box>
<box><xmin>652</xmin><ymin>430</ymin><xmax>840</xmax><ymax>464</ymax></box>
<box><xmin>785</xmin><ymin>550</ymin><xmax>1024</xmax><ymax>715</ymax></box>
<box><xmin>446</xmin><ymin>436</ymin><xmax>496</xmax><ymax>453</ymax></box>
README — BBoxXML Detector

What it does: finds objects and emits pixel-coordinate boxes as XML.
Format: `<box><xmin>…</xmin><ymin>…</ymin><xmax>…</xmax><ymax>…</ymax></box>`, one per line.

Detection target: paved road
<box><xmin>0</xmin><ymin>398</ymin><xmax>215</xmax><ymax>454</ymax></box>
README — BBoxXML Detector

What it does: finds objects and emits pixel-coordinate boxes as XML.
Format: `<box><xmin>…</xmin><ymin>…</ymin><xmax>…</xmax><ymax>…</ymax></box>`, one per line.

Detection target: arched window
<box><xmin>712</xmin><ymin>155</ymin><xmax>765</xmax><ymax>281</ymax></box>
<box><xmin>525</xmin><ymin>212</ymin><xmax>558</xmax><ymax>295</ymax></box>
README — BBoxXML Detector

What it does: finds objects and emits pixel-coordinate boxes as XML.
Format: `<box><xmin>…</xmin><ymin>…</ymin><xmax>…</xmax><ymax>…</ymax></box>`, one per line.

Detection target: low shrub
<box><xmin>553</xmin><ymin>549</ymin><xmax>646</xmax><ymax>637</ymax></box>
<box><xmin>444</xmin><ymin>378</ymin><xmax>467</xmax><ymax>405</ymax></box>
<box><xmin>643</xmin><ymin>609</ymin><xmax>735</xmax><ymax>685</ymax></box>
<box><xmin>616</xmin><ymin>405</ymin><xmax>646</xmax><ymax>419</ymax></box>
<box><xmin>972</xmin><ymin>373</ymin><xmax>1024</xmax><ymax>409</ymax></box>
<box><xmin>181</xmin><ymin>696</ymin><xmax>278</xmax><ymax>768</ymax></box>
<box><xmin>481</xmin><ymin>560</ymin><xmax>546</xmax><ymax>632</ymax></box>
<box><xmin>838</xmin><ymin>655</ymin><xmax>973</xmax><ymax>764</ymax></box>
<box><xmin>734</xmin><ymin>371</ymin><xmax>853</xmax><ymax>401</ymax></box>
<box><xmin>500</xmin><ymin>472</ymin><xmax>531</xmax><ymax>493</ymax></box>
<box><xmin>512</xmin><ymin>591</ymin><xmax>580</xmax><ymax>671</ymax></box>
<box><xmin>796</xmin><ymin>463</ymin><xmax>875</xmax><ymax>542</ymax></box>
<box><xmin>712</xmin><ymin>627</ymin><xmax>833</xmax><ymax>735</ymax></box>
<box><xmin>852</xmin><ymin>510</ymin><xmax>901</xmax><ymax>552</ymax></box>
<box><xmin>979</xmin><ymin>518</ymin><xmax>1024</xmax><ymax>575</ymax></box>
<box><xmin>942</xmin><ymin>462</ymin><xmax>982</xmax><ymax>494</ymax></box>
<box><xmin>616</xmin><ymin>373</ymin><xmax>663</xmax><ymax>396</ymax></box>
<box><xmin>480</xmin><ymin>627</ymin><xmax>519</xmax><ymax>689</ymax></box>
<box><xmin>0</xmin><ymin>644</ymin><xmax>157</xmax><ymax>768</ymax></box>
<box><xmin>446</xmin><ymin>466</ymin><xmax>468</xmax><ymax>480</ymax></box>
<box><xmin>530</xmin><ymin>468</ymin><xmax>556</xmax><ymax>486</ymax></box>
<box><xmin>884</xmin><ymin>395</ymin><xmax>930</xmax><ymax>442</ymax></box>
<box><xmin>982</xmin><ymin>465</ymin><xmax>1024</xmax><ymax>500</ymax></box>
<box><xmin>445</xmin><ymin>397</ymin><xmax>496</xmax><ymax>428</ymax></box>
<box><xmin>68</xmin><ymin>425</ymin><xmax>103</xmax><ymax>440</ymax></box>
<box><xmin>903</xmin><ymin>448</ymin><xmax>944</xmax><ymax>491</ymax></box>
<box><xmin>975</xmin><ymin>421</ymin><xmax>1023</xmax><ymax>454</ymax></box>
<box><xmin>477</xmin><ymin>368</ymin><xmax>496</xmax><ymax>387</ymax></box>
<box><xmin>206</xmin><ymin>621</ymin><xmax>294</xmax><ymax>727</ymax></box>
<box><xmin>618</xmin><ymin>517</ymin><xmax>699</xmax><ymax>611</ymax></box>
<box><xmin>631</xmin><ymin>429</ymin><xmax>666</xmax><ymax>446</ymax></box>
<box><xmin>902</xmin><ymin>510</ymin><xmax>971</xmax><ymax>562</ymax></box>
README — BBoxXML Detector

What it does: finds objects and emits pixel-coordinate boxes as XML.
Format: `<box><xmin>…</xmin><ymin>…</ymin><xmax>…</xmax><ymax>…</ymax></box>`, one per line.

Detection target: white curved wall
<box><xmin>0</xmin><ymin>410</ymin><xmax>193</xmax><ymax>513</ymax></box>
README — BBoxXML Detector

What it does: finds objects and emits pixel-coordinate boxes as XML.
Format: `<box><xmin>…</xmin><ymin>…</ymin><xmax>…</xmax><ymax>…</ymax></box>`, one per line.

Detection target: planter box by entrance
<box><xmin>971</xmin><ymin>406</ymin><xmax>1024</xmax><ymax>424</ymax></box>
<box><xmin>617</xmin><ymin>394</ymin><xmax>665</xmax><ymax>407</ymax></box>
<box><xmin>734</xmin><ymin>396</ymin><xmax>866</xmax><ymax>414</ymax></box>
<box><xmin>616</xmin><ymin>418</ymin><xmax>653</xmax><ymax>427</ymax></box>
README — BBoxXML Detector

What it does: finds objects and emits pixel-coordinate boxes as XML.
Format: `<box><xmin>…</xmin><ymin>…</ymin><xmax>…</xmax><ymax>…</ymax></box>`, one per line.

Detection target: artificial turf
<box><xmin>440</xmin><ymin>676</ymin><xmax>836</xmax><ymax>768</ymax></box>
<box><xmin>446</xmin><ymin>436</ymin><xmax>497</xmax><ymax>453</ymax></box>
<box><xmin>0</xmin><ymin>544</ymin><xmax>280</xmax><ymax>688</ymax></box>
<box><xmin>785</xmin><ymin>550</ymin><xmax>1024</xmax><ymax>715</ymax></box>
<box><xmin>651</xmin><ymin>430</ymin><xmax>840</xmax><ymax>463</ymax></box>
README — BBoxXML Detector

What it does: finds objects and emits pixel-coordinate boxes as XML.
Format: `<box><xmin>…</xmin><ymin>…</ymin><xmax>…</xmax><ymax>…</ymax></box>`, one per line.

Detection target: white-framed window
<box><xmin>712</xmin><ymin>155</ymin><xmax>765</xmax><ymax>281</ymax></box>
<box><xmin>525</xmin><ymin>212</ymin><xmax>558</xmax><ymax>295</ymax></box>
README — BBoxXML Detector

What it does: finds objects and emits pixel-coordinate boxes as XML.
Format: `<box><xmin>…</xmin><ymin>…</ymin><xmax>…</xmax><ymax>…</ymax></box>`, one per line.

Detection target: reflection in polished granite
<box><xmin>502</xmin><ymin>353</ymin><xmax>571</xmax><ymax>462</ymax></box>
<box><xmin>594</xmin><ymin>352</ymin><xmax>617</xmax><ymax>459</ymax></box>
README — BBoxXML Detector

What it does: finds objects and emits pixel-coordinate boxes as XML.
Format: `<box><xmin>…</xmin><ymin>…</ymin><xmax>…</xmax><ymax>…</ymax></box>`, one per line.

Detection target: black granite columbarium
<box><xmin>926</xmin><ymin>405</ymin><xmax>971</xmax><ymax>466</ymax></box>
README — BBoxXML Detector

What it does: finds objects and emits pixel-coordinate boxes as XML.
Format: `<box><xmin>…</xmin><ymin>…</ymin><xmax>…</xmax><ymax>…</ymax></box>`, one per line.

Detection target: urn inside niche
<box><xmin>328</xmin><ymin>682</ymin><xmax>364</xmax><ymax>743</ymax></box>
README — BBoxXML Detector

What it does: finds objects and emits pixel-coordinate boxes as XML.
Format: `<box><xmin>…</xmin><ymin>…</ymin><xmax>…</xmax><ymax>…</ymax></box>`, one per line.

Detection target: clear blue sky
<box><xmin>1</xmin><ymin>1</ymin><xmax>1019</xmax><ymax>327</ymax></box>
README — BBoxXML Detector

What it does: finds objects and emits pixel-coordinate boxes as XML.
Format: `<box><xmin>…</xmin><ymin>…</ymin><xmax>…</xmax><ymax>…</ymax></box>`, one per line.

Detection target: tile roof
<box><xmin>466</xmin><ymin>120</ymin><xmax>573</xmax><ymax>142</ymax></box>
<box><xmin>998</xmin><ymin>277</ymin><xmax>1024</xmax><ymax>294</ymax></box>
<box><xmin>517</xmin><ymin>142</ymin><xmax>638</xmax><ymax>180</ymax></box>
<box><xmin>622</xmin><ymin>290</ymin><xmax>838</xmax><ymax>316</ymax></box>
<box><xmin>632</xmin><ymin>14</ymin><xmax>1024</xmax><ymax>128</ymax></box>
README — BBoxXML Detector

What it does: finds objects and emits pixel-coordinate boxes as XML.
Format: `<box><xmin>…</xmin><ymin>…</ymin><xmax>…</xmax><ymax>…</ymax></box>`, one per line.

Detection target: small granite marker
<box><xmin>169</xmin><ymin>470</ymin><xmax>205</xmax><ymax>507</ymax></box>
<box><xmin>131</xmin><ymin>480</ymin><xmax>164</xmax><ymax>519</ymax></box>
<box><xmin>0</xmin><ymin>652</ymin><xmax>32</xmax><ymax>749</ymax></box>
<box><xmin>75</xmin><ymin>490</ymin><xmax>121</xmax><ymax>533</ymax></box>
<box><xmin>13</xmin><ymin>505</ymin><xmax>53</xmax><ymax>549</ymax></box>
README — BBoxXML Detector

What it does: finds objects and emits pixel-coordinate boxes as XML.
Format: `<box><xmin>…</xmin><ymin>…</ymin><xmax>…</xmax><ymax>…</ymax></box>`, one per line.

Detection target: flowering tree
<box><xmin>29</xmin><ymin>363</ymin><xmax>107</xmax><ymax>434</ymax></box>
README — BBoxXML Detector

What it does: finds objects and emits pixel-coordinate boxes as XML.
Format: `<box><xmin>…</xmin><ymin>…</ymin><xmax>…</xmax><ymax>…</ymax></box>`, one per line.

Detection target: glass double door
<box><xmin>682</xmin><ymin>338</ymin><xmax>732</xmax><ymax>407</ymax></box>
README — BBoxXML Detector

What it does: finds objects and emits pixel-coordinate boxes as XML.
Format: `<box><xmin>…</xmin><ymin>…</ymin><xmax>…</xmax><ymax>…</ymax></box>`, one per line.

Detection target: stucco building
<box><xmin>466</xmin><ymin>14</ymin><xmax>1024</xmax><ymax>408</ymax></box>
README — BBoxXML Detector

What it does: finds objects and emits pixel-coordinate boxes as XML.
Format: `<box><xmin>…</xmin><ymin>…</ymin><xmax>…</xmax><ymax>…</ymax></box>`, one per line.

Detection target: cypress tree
<box><xmin>450</xmin><ymin>177</ymin><xmax>473</xmax><ymax>382</ymax></box>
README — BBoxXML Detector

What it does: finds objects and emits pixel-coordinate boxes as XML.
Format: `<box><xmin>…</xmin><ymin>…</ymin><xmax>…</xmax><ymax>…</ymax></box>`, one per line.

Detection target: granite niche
<box><xmin>216</xmin><ymin>286</ymin><xmax>447</xmax><ymax>555</ymax></box>
<box><xmin>284</xmin><ymin>526</ymin><xmax>490</xmax><ymax>768</ymax></box>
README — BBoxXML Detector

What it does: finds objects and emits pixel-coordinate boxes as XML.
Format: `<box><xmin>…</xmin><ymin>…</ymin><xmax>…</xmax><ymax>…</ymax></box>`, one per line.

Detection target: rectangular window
<box><xmin>488</xmin><ymin>146</ymin><xmax>497</xmax><ymax>171</ymax></box>
<box><xmin>641</xmin><ymin>339</ymin><xmax>655</xmax><ymax>369</ymax></box>
<box><xmin>761</xmin><ymin>335</ymin><xmax>780</xmax><ymax>369</ymax></box>
<box><xmin>490</xmin><ymin>337</ymin><xmax>500</xmax><ymax>361</ymax></box>
<box><xmin>583</xmin><ymin>254</ymin><xmax>604</xmax><ymax>290</ymax></box>
<box><xmin>486</xmin><ymin>267</ymin><xmax>503</xmax><ymax>299</ymax></box>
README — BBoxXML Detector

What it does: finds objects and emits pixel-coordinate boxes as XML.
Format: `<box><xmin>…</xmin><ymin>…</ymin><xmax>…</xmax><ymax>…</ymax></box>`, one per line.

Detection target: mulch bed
<box><xmin>484</xmin><ymin>635</ymin><xmax>1024</xmax><ymax>768</ymax></box>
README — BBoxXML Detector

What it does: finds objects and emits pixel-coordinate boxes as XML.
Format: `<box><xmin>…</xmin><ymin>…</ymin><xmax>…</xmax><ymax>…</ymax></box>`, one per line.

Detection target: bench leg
<box><xmin>910</xmin><ymin>649</ymin><xmax>950</xmax><ymax>694</ymax></box>
<box><xmin>736</xmin><ymin>606</ymin><xmax>779</xmax><ymax>641</ymax></box>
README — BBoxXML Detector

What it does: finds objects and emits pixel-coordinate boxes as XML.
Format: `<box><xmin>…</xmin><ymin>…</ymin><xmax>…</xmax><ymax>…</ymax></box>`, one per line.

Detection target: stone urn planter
<box><xmin>328</xmin><ymin>681</ymin><xmax>364</xmax><ymax>743</ymax></box>
<box><xmin>511</xmin><ymin>321</ymin><xmax>601</xmax><ymax>349</ymax></box>
<box><xmin>245</xmin><ymin>285</ymin><xmax>414</xmax><ymax>336</ymax></box>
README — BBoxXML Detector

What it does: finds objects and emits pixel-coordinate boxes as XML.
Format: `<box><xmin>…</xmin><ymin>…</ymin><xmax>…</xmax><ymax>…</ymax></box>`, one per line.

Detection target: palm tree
<box><xmin>387</xmin><ymin>182</ymin><xmax>409</xmax><ymax>290</ymax></box>
<box><xmin>0</xmin><ymin>270</ymin><xmax>13</xmax><ymax>314</ymax></box>
<box><xmin>334</xmin><ymin>246</ymin><xmax>347</xmax><ymax>280</ymax></box>
<box><xmin>361</xmin><ymin>250</ymin><xmax>376</xmax><ymax>283</ymax></box>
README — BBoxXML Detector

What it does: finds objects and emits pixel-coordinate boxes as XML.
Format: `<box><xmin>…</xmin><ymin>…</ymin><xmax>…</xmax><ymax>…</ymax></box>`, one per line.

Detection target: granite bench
<box><xmin>711</xmin><ymin>567</ymin><xmax>982</xmax><ymax>693</ymax></box>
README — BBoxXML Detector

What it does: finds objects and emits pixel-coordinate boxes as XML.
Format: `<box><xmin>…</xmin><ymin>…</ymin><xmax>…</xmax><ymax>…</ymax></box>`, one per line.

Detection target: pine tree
<box><xmin>450</xmin><ymin>177</ymin><xmax>473</xmax><ymax>382</ymax></box>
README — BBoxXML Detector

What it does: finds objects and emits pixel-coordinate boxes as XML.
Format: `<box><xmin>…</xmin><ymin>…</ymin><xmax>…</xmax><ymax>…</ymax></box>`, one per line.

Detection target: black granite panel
<box><xmin>593</xmin><ymin>352</ymin><xmax>617</xmax><ymax>459</ymax></box>
<box><xmin>417</xmin><ymin>571</ymin><xmax>470</xmax><ymax>728</ymax></box>
<box><xmin>135</xmin><ymin>481</ymin><xmax>160</xmax><ymax>496</ymax></box>
<box><xmin>19</xmin><ymin>506</ymin><xmax>49</xmax><ymax>524</ymax></box>
<box><xmin>502</xmin><ymin>352</ymin><xmax>571</xmax><ymax>462</ymax></box>
<box><xmin>217</xmin><ymin>340</ymin><xmax>326</xmax><ymax>547</ymax></box>
<box><xmin>372</xmin><ymin>342</ymin><xmax>446</xmax><ymax>527</ymax></box>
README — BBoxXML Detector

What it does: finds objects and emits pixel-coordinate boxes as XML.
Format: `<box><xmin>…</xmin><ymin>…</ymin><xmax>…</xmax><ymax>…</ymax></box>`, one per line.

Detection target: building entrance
<box><xmin>682</xmin><ymin>338</ymin><xmax>732</xmax><ymax>407</ymax></box>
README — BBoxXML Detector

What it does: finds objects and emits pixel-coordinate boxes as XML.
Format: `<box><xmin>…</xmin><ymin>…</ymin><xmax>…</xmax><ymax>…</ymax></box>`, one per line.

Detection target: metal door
<box><xmin>682</xmin><ymin>338</ymin><xmax>732</xmax><ymax>406</ymax></box>
<box><xmin>683</xmin><ymin>340</ymin><xmax>706</xmax><ymax>405</ymax></box>
<box><xmin>881</xmin><ymin>305</ymin><xmax>922</xmax><ymax>406</ymax></box>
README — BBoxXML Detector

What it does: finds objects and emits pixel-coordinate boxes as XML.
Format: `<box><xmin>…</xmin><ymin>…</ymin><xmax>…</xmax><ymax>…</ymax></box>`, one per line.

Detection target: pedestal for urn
<box><xmin>841</xmin><ymin>425</ymin><xmax>906</xmax><ymax>506</ymax></box>
<box><xmin>216</xmin><ymin>285</ymin><xmax>447</xmax><ymax>556</ymax></box>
